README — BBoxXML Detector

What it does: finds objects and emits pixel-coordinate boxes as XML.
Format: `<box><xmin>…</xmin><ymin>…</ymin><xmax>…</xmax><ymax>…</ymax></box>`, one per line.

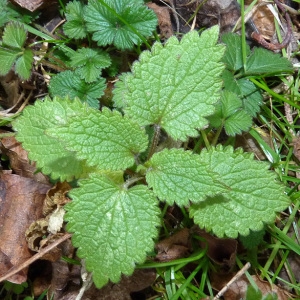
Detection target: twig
<box><xmin>0</xmin><ymin>233</ymin><xmax>72</xmax><ymax>283</ymax></box>
<box><xmin>159</xmin><ymin>0</ymin><xmax>181</xmax><ymax>33</ymax></box>
<box><xmin>213</xmin><ymin>262</ymin><xmax>251</xmax><ymax>299</ymax></box>
<box><xmin>169</xmin><ymin>0</ymin><xmax>180</xmax><ymax>33</ymax></box>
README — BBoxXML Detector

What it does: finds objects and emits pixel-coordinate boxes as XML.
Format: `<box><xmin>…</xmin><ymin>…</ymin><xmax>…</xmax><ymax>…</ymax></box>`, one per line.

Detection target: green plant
<box><xmin>12</xmin><ymin>26</ymin><xmax>291</xmax><ymax>288</ymax></box>
<box><xmin>0</xmin><ymin>22</ymin><xmax>33</xmax><ymax>80</ymax></box>
<box><xmin>0</xmin><ymin>0</ymin><xmax>157</xmax><ymax>103</ymax></box>
<box><xmin>208</xmin><ymin>33</ymin><xmax>293</xmax><ymax>140</ymax></box>
<box><xmin>0</xmin><ymin>281</ymin><xmax>31</xmax><ymax>300</ymax></box>
<box><xmin>245</xmin><ymin>284</ymin><xmax>278</xmax><ymax>300</ymax></box>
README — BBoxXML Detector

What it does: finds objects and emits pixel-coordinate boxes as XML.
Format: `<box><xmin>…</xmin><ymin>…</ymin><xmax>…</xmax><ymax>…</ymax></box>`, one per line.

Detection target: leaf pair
<box><xmin>0</xmin><ymin>22</ymin><xmax>33</xmax><ymax>80</ymax></box>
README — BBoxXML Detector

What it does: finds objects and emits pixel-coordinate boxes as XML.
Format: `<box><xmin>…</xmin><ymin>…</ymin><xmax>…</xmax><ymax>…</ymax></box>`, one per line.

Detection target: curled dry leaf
<box><xmin>25</xmin><ymin>218</ymin><xmax>49</xmax><ymax>252</ymax></box>
<box><xmin>43</xmin><ymin>181</ymin><xmax>71</xmax><ymax>216</ymax></box>
<box><xmin>0</xmin><ymin>173</ymin><xmax>51</xmax><ymax>283</ymax></box>
<box><xmin>26</xmin><ymin>182</ymin><xmax>72</xmax><ymax>261</ymax></box>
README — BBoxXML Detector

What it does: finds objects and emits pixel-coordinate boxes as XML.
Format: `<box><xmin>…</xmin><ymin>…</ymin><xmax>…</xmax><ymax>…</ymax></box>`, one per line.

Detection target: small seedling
<box><xmin>13</xmin><ymin>26</ymin><xmax>291</xmax><ymax>288</ymax></box>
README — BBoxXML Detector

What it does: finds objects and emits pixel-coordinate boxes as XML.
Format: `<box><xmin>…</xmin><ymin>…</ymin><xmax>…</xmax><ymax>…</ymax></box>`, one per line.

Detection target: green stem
<box><xmin>250</xmin><ymin>78</ymin><xmax>300</xmax><ymax>111</ymax></box>
<box><xmin>211</xmin><ymin>123</ymin><xmax>224</xmax><ymax>147</ymax></box>
<box><xmin>240</xmin><ymin>0</ymin><xmax>247</xmax><ymax>72</ymax></box>
<box><xmin>199</xmin><ymin>130</ymin><xmax>211</xmax><ymax>150</ymax></box>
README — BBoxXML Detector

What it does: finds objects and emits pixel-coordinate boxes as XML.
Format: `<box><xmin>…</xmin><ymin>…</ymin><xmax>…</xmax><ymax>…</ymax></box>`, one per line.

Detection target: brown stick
<box><xmin>0</xmin><ymin>233</ymin><xmax>72</xmax><ymax>283</ymax></box>
<box><xmin>213</xmin><ymin>262</ymin><xmax>251</xmax><ymax>299</ymax></box>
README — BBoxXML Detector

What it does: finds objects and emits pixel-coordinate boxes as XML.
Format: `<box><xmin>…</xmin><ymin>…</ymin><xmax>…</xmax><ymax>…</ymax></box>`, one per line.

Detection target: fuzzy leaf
<box><xmin>113</xmin><ymin>27</ymin><xmax>225</xmax><ymax>141</ymax></box>
<box><xmin>14</xmin><ymin>48</ymin><xmax>33</xmax><ymax>80</ymax></box>
<box><xmin>63</xmin><ymin>0</ymin><xmax>88</xmax><ymax>39</ymax></box>
<box><xmin>13</xmin><ymin>97</ymin><xmax>91</xmax><ymax>181</ymax></box>
<box><xmin>65</xmin><ymin>173</ymin><xmax>160</xmax><ymax>288</ymax></box>
<box><xmin>245</xmin><ymin>47</ymin><xmax>293</xmax><ymax>75</ymax></box>
<box><xmin>208</xmin><ymin>90</ymin><xmax>252</xmax><ymax>136</ymax></box>
<box><xmin>47</xmin><ymin>107</ymin><xmax>149</xmax><ymax>171</ymax></box>
<box><xmin>189</xmin><ymin>146</ymin><xmax>290</xmax><ymax>238</ymax></box>
<box><xmin>49</xmin><ymin>70</ymin><xmax>106</xmax><ymax>108</ymax></box>
<box><xmin>146</xmin><ymin>148</ymin><xmax>229</xmax><ymax>205</ymax></box>
<box><xmin>222</xmin><ymin>71</ymin><xmax>262</xmax><ymax>117</ymax></box>
<box><xmin>0</xmin><ymin>47</ymin><xmax>18</xmax><ymax>75</ymax></box>
<box><xmin>2</xmin><ymin>22</ymin><xmax>26</xmax><ymax>48</ymax></box>
<box><xmin>84</xmin><ymin>0</ymin><xmax>157</xmax><ymax>50</ymax></box>
<box><xmin>70</xmin><ymin>48</ymin><xmax>111</xmax><ymax>82</ymax></box>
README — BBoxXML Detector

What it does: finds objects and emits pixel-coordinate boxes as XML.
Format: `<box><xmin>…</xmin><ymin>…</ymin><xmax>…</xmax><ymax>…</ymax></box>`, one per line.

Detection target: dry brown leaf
<box><xmin>83</xmin><ymin>269</ymin><xmax>156</xmax><ymax>300</ymax></box>
<box><xmin>225</xmin><ymin>275</ymin><xmax>290</xmax><ymax>300</ymax></box>
<box><xmin>155</xmin><ymin>228</ymin><xmax>190</xmax><ymax>261</ymax></box>
<box><xmin>292</xmin><ymin>137</ymin><xmax>300</xmax><ymax>161</ymax></box>
<box><xmin>44</xmin><ymin>268</ymin><xmax>156</xmax><ymax>300</ymax></box>
<box><xmin>0</xmin><ymin>173</ymin><xmax>51</xmax><ymax>283</ymax></box>
<box><xmin>9</xmin><ymin>0</ymin><xmax>57</xmax><ymax>12</ymax></box>
<box><xmin>0</xmin><ymin>72</ymin><xmax>21</xmax><ymax>108</ymax></box>
<box><xmin>212</xmin><ymin>272</ymin><xmax>291</xmax><ymax>300</ymax></box>
<box><xmin>193</xmin><ymin>227</ymin><xmax>237</xmax><ymax>271</ymax></box>
<box><xmin>148</xmin><ymin>2</ymin><xmax>174</xmax><ymax>38</ymax></box>
<box><xmin>48</xmin><ymin>258</ymin><xmax>79</xmax><ymax>299</ymax></box>
<box><xmin>43</xmin><ymin>181</ymin><xmax>71</xmax><ymax>216</ymax></box>
<box><xmin>26</xmin><ymin>218</ymin><xmax>49</xmax><ymax>252</ymax></box>
<box><xmin>246</xmin><ymin>0</ymin><xmax>275</xmax><ymax>40</ymax></box>
<box><xmin>0</xmin><ymin>134</ymin><xmax>49</xmax><ymax>184</ymax></box>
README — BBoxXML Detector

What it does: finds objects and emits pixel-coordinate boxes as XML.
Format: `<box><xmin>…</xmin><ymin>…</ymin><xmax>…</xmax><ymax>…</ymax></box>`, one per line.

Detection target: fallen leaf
<box><xmin>246</xmin><ymin>0</ymin><xmax>275</xmax><ymax>41</ymax></box>
<box><xmin>148</xmin><ymin>2</ymin><xmax>173</xmax><ymax>38</ymax></box>
<box><xmin>9</xmin><ymin>0</ymin><xmax>56</xmax><ymax>12</ymax></box>
<box><xmin>292</xmin><ymin>136</ymin><xmax>300</xmax><ymax>161</ymax></box>
<box><xmin>193</xmin><ymin>227</ymin><xmax>237</xmax><ymax>271</ymax></box>
<box><xmin>223</xmin><ymin>275</ymin><xmax>290</xmax><ymax>300</ymax></box>
<box><xmin>0</xmin><ymin>134</ymin><xmax>49</xmax><ymax>184</ymax></box>
<box><xmin>155</xmin><ymin>228</ymin><xmax>190</xmax><ymax>261</ymax></box>
<box><xmin>0</xmin><ymin>72</ymin><xmax>21</xmax><ymax>108</ymax></box>
<box><xmin>26</xmin><ymin>219</ymin><xmax>49</xmax><ymax>252</ymax></box>
<box><xmin>43</xmin><ymin>181</ymin><xmax>71</xmax><ymax>216</ymax></box>
<box><xmin>0</xmin><ymin>173</ymin><xmax>51</xmax><ymax>283</ymax></box>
